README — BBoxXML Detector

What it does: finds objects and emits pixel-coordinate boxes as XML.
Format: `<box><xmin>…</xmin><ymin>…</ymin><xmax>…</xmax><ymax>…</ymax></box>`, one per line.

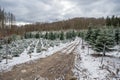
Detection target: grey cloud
<box><xmin>0</xmin><ymin>0</ymin><xmax>120</xmax><ymax>23</ymax></box>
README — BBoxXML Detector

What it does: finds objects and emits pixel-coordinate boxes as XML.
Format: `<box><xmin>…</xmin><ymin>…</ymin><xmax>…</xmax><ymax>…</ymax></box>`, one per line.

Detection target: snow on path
<box><xmin>33</xmin><ymin>40</ymin><xmax>39</xmax><ymax>53</ymax></box>
<box><xmin>73</xmin><ymin>38</ymin><xmax>107</xmax><ymax>80</ymax></box>
<box><xmin>61</xmin><ymin>37</ymin><xmax>80</xmax><ymax>54</ymax></box>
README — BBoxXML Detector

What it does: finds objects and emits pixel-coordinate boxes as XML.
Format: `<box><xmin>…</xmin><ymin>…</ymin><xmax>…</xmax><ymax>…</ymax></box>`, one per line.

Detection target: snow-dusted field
<box><xmin>0</xmin><ymin>38</ymin><xmax>120</xmax><ymax>80</ymax></box>
<box><xmin>73</xmin><ymin>38</ymin><xmax>120</xmax><ymax>80</ymax></box>
<box><xmin>0</xmin><ymin>38</ymin><xmax>72</xmax><ymax>72</ymax></box>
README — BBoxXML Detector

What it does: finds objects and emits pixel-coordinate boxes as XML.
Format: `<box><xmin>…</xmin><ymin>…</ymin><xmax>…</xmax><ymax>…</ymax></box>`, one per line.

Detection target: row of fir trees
<box><xmin>84</xmin><ymin>26</ymin><xmax>120</xmax><ymax>52</ymax></box>
<box><xmin>24</xmin><ymin>30</ymin><xmax>78</xmax><ymax>40</ymax></box>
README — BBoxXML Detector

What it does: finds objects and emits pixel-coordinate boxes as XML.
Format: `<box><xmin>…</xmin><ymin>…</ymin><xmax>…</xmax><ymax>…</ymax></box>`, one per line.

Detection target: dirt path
<box><xmin>0</xmin><ymin>40</ymin><xmax>80</xmax><ymax>80</ymax></box>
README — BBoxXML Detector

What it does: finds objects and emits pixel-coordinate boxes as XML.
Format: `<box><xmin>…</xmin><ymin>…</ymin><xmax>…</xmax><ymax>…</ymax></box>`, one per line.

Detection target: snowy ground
<box><xmin>0</xmin><ymin>39</ymin><xmax>71</xmax><ymax>72</ymax></box>
<box><xmin>73</xmin><ymin>38</ymin><xmax>120</xmax><ymax>80</ymax></box>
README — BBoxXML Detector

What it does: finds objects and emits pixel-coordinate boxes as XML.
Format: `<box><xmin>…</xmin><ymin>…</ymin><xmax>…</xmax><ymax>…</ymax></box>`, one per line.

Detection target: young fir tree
<box><xmin>25</xmin><ymin>32</ymin><xmax>32</xmax><ymax>38</ymax></box>
<box><xmin>66</xmin><ymin>31</ymin><xmax>72</xmax><ymax>39</ymax></box>
<box><xmin>60</xmin><ymin>32</ymin><xmax>64</xmax><ymax>40</ymax></box>
<box><xmin>0</xmin><ymin>45</ymin><xmax>2</xmax><ymax>49</ymax></box>
<box><xmin>44</xmin><ymin>32</ymin><xmax>49</xmax><ymax>39</ymax></box>
<box><xmin>49</xmin><ymin>32</ymin><xmax>55</xmax><ymax>40</ymax></box>
<box><xmin>85</xmin><ymin>26</ymin><xmax>93</xmax><ymax>41</ymax></box>
<box><xmin>53</xmin><ymin>33</ymin><xmax>57</xmax><ymax>40</ymax></box>
<box><xmin>114</xmin><ymin>28</ymin><xmax>120</xmax><ymax>45</ymax></box>
<box><xmin>106</xmin><ymin>16</ymin><xmax>111</xmax><ymax>26</ymax></box>
<box><xmin>11</xmin><ymin>34</ymin><xmax>17</xmax><ymax>41</ymax></box>
<box><xmin>35</xmin><ymin>33</ymin><xmax>39</xmax><ymax>38</ymax></box>
<box><xmin>94</xmin><ymin>30</ymin><xmax>114</xmax><ymax>52</ymax></box>
<box><xmin>29</xmin><ymin>32</ymin><xmax>32</xmax><ymax>38</ymax></box>
<box><xmin>78</xmin><ymin>31</ymin><xmax>85</xmax><ymax>39</ymax></box>
<box><xmin>24</xmin><ymin>33</ymin><xmax>27</xmax><ymax>39</ymax></box>
<box><xmin>40</xmin><ymin>33</ymin><xmax>44</xmax><ymax>38</ymax></box>
<box><xmin>78</xmin><ymin>32</ymin><xmax>81</xmax><ymax>37</ymax></box>
<box><xmin>55</xmin><ymin>33</ymin><xmax>60</xmax><ymax>39</ymax></box>
<box><xmin>72</xmin><ymin>30</ymin><xmax>76</xmax><ymax>38</ymax></box>
<box><xmin>89</xmin><ymin>29</ymin><xmax>100</xmax><ymax>45</ymax></box>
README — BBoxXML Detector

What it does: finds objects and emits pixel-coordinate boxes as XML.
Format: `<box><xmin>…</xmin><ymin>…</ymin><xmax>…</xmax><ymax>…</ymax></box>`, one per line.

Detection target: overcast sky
<box><xmin>0</xmin><ymin>0</ymin><xmax>120</xmax><ymax>23</ymax></box>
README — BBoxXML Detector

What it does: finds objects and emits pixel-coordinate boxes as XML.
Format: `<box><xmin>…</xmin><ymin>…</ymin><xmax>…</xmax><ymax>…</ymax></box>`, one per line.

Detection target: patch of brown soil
<box><xmin>0</xmin><ymin>53</ymin><xmax>75</xmax><ymax>80</ymax></box>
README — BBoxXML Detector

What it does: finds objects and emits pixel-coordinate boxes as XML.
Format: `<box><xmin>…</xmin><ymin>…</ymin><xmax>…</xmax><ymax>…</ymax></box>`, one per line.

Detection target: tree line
<box><xmin>22</xmin><ymin>17</ymin><xmax>105</xmax><ymax>31</ymax></box>
<box><xmin>0</xmin><ymin>7</ymin><xmax>15</xmax><ymax>37</ymax></box>
<box><xmin>0</xmin><ymin>7</ymin><xmax>120</xmax><ymax>38</ymax></box>
<box><xmin>106</xmin><ymin>15</ymin><xmax>120</xmax><ymax>27</ymax></box>
<box><xmin>7</xmin><ymin>16</ymin><xmax>120</xmax><ymax>36</ymax></box>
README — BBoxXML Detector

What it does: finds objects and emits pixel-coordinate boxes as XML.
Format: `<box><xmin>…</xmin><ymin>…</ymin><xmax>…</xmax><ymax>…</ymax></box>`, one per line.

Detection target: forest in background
<box><xmin>0</xmin><ymin>7</ymin><xmax>120</xmax><ymax>38</ymax></box>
